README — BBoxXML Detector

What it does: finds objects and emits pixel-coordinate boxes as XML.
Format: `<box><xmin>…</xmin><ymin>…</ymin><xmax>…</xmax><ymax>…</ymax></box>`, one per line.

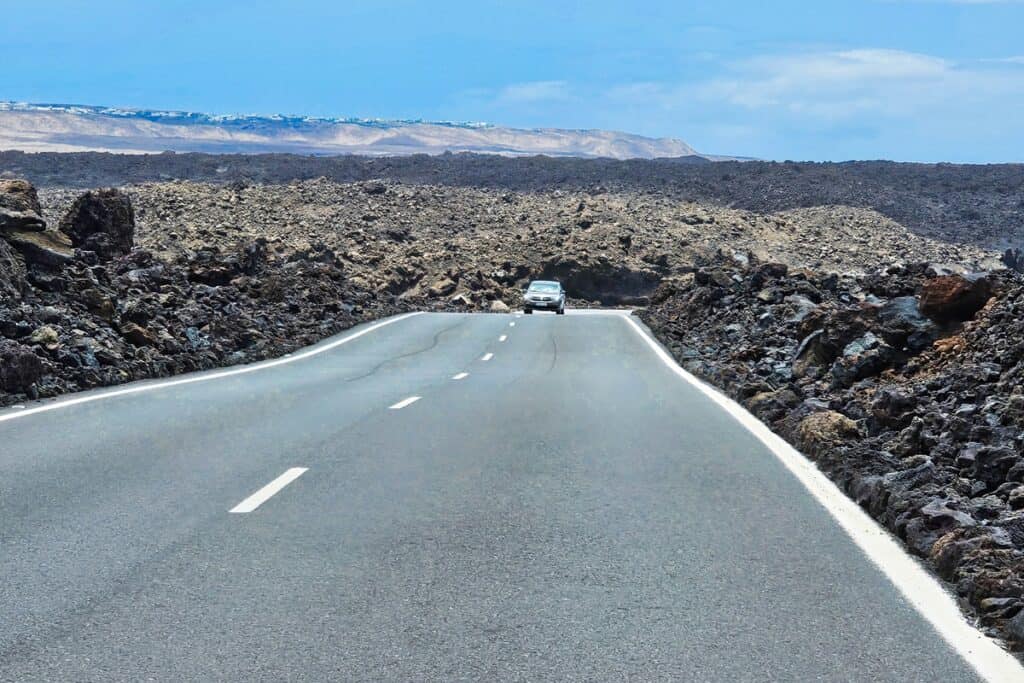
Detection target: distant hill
<box><xmin>0</xmin><ymin>102</ymin><xmax>728</xmax><ymax>160</ymax></box>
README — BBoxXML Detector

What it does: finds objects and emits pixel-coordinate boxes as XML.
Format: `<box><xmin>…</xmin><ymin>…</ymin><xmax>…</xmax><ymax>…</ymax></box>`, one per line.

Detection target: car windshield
<box><xmin>528</xmin><ymin>283</ymin><xmax>560</xmax><ymax>292</ymax></box>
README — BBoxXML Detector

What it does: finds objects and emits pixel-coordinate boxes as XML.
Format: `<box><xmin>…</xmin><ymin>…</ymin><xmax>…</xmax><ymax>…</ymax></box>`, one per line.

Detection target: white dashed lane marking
<box><xmin>499</xmin><ymin>335</ymin><xmax>507</xmax><ymax>342</ymax></box>
<box><xmin>480</xmin><ymin>353</ymin><xmax>494</xmax><ymax>362</ymax></box>
<box><xmin>229</xmin><ymin>468</ymin><xmax>308</xmax><ymax>514</ymax></box>
<box><xmin>389</xmin><ymin>396</ymin><xmax>421</xmax><ymax>410</ymax></box>
<box><xmin>452</xmin><ymin>372</ymin><xmax>469</xmax><ymax>380</ymax></box>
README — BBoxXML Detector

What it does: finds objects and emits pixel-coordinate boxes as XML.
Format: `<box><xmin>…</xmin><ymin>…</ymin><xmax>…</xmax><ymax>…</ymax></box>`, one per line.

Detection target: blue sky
<box><xmin>2</xmin><ymin>0</ymin><xmax>1023</xmax><ymax>161</ymax></box>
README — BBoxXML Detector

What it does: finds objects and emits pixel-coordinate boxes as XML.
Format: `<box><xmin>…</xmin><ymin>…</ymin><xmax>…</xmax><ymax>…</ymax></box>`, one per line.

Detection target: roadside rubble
<box><xmin>640</xmin><ymin>251</ymin><xmax>1024</xmax><ymax>649</ymax></box>
<box><xmin>0</xmin><ymin>180</ymin><xmax>409</xmax><ymax>402</ymax></box>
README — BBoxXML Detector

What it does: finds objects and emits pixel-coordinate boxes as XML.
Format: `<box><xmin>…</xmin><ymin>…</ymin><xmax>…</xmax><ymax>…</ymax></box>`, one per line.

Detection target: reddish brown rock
<box><xmin>918</xmin><ymin>273</ymin><xmax>992</xmax><ymax>323</ymax></box>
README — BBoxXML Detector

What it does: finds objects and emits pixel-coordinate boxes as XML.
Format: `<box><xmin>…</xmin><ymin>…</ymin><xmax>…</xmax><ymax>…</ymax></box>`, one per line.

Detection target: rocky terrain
<box><xmin>41</xmin><ymin>179</ymin><xmax>997</xmax><ymax>300</ymax></box>
<box><xmin>2</xmin><ymin>173</ymin><xmax>996</xmax><ymax>407</ymax></box>
<box><xmin>3</xmin><ymin>152</ymin><xmax>1023</xmax><ymax>251</ymax></box>
<box><xmin>0</xmin><ymin>179</ymin><xmax>408</xmax><ymax>404</ymax></box>
<box><xmin>640</xmin><ymin>255</ymin><xmax>1024</xmax><ymax>649</ymax></box>
<box><xmin>2</xmin><ymin>158</ymin><xmax>1023</xmax><ymax>653</ymax></box>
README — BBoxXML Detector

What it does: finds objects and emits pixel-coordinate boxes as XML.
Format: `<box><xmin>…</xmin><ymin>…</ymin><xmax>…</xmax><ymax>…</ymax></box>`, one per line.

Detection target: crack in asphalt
<box><xmin>340</xmin><ymin>319</ymin><xmax>469</xmax><ymax>383</ymax></box>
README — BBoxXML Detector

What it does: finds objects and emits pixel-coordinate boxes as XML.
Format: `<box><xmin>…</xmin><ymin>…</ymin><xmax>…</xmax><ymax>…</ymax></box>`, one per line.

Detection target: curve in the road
<box><xmin>621</xmin><ymin>313</ymin><xmax>1022</xmax><ymax>683</ymax></box>
<box><xmin>1</xmin><ymin>309</ymin><xmax>1021</xmax><ymax>681</ymax></box>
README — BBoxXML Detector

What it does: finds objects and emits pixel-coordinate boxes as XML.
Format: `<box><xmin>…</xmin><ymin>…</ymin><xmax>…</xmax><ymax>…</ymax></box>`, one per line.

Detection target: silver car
<box><xmin>523</xmin><ymin>280</ymin><xmax>566</xmax><ymax>315</ymax></box>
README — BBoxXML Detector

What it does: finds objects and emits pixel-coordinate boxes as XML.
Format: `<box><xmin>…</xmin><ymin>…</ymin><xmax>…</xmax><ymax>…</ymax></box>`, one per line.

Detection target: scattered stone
<box><xmin>797</xmin><ymin>410</ymin><xmax>860</xmax><ymax>458</ymax></box>
<box><xmin>428</xmin><ymin>278</ymin><xmax>457</xmax><ymax>297</ymax></box>
<box><xmin>28</xmin><ymin>326</ymin><xmax>60</xmax><ymax>349</ymax></box>
<box><xmin>119</xmin><ymin>322</ymin><xmax>157</xmax><ymax>347</ymax></box>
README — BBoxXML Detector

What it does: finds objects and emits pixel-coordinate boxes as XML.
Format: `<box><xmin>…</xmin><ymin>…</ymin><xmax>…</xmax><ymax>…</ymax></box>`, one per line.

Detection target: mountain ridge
<box><xmin>0</xmin><ymin>101</ymin><xmax>720</xmax><ymax>160</ymax></box>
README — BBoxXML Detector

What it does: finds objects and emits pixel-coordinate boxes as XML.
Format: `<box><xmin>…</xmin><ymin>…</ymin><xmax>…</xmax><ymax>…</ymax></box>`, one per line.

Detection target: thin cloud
<box><xmin>670</xmin><ymin>48</ymin><xmax>1024</xmax><ymax>120</ymax></box>
<box><xmin>700</xmin><ymin>49</ymin><xmax>951</xmax><ymax>114</ymax></box>
<box><xmin>452</xmin><ymin>48</ymin><xmax>1024</xmax><ymax>160</ymax></box>
<box><xmin>493</xmin><ymin>81</ymin><xmax>570</xmax><ymax>105</ymax></box>
<box><xmin>600</xmin><ymin>47</ymin><xmax>1024</xmax><ymax>159</ymax></box>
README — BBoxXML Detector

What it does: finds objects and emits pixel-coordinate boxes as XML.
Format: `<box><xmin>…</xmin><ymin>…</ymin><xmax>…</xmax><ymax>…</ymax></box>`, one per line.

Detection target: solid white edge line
<box><xmin>229</xmin><ymin>467</ymin><xmax>308</xmax><ymax>513</ymax></box>
<box><xmin>452</xmin><ymin>372</ymin><xmax>469</xmax><ymax>380</ymax></box>
<box><xmin>499</xmin><ymin>335</ymin><xmax>508</xmax><ymax>342</ymax></box>
<box><xmin>389</xmin><ymin>395</ymin><xmax>421</xmax><ymax>410</ymax></box>
<box><xmin>0</xmin><ymin>312</ymin><xmax>424</xmax><ymax>424</ymax></box>
<box><xmin>480</xmin><ymin>353</ymin><xmax>494</xmax><ymax>361</ymax></box>
<box><xmin>620</xmin><ymin>314</ymin><xmax>1023</xmax><ymax>682</ymax></box>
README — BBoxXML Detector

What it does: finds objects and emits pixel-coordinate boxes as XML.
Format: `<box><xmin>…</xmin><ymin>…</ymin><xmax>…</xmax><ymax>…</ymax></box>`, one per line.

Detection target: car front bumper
<box><xmin>523</xmin><ymin>298</ymin><xmax>563</xmax><ymax>309</ymax></box>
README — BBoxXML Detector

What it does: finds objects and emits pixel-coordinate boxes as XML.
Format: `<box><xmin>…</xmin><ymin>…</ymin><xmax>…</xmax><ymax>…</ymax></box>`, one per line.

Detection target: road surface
<box><xmin>0</xmin><ymin>311</ymin><xmax>1008</xmax><ymax>681</ymax></box>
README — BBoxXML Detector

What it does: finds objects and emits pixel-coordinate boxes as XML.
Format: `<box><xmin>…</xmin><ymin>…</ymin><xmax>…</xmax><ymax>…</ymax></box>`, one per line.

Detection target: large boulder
<box><xmin>0</xmin><ymin>179</ymin><xmax>46</xmax><ymax>232</ymax></box>
<box><xmin>0</xmin><ymin>179</ymin><xmax>42</xmax><ymax>214</ymax></box>
<box><xmin>919</xmin><ymin>273</ymin><xmax>992</xmax><ymax>323</ymax></box>
<box><xmin>0</xmin><ymin>178</ymin><xmax>73</xmax><ymax>269</ymax></box>
<box><xmin>58</xmin><ymin>189</ymin><xmax>135</xmax><ymax>260</ymax></box>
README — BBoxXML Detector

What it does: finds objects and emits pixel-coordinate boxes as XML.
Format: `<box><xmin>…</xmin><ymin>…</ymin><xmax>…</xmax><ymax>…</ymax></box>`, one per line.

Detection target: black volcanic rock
<box><xmin>1003</xmin><ymin>248</ymin><xmax>1024</xmax><ymax>273</ymax></box>
<box><xmin>58</xmin><ymin>188</ymin><xmax>135</xmax><ymax>260</ymax></box>
<box><xmin>0</xmin><ymin>340</ymin><xmax>44</xmax><ymax>392</ymax></box>
<box><xmin>0</xmin><ymin>236</ymin><xmax>26</xmax><ymax>300</ymax></box>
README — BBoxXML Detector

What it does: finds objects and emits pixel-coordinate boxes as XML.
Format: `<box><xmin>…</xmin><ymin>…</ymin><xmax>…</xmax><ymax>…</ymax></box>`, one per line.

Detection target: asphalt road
<box><xmin>0</xmin><ymin>311</ymin><xmax>997</xmax><ymax>681</ymax></box>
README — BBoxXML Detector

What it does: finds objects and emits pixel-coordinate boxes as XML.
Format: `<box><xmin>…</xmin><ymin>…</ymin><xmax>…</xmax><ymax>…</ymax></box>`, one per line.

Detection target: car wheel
<box><xmin>557</xmin><ymin>307</ymin><xmax>565</xmax><ymax>315</ymax></box>
<box><xmin>524</xmin><ymin>308</ymin><xmax>533</xmax><ymax>314</ymax></box>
